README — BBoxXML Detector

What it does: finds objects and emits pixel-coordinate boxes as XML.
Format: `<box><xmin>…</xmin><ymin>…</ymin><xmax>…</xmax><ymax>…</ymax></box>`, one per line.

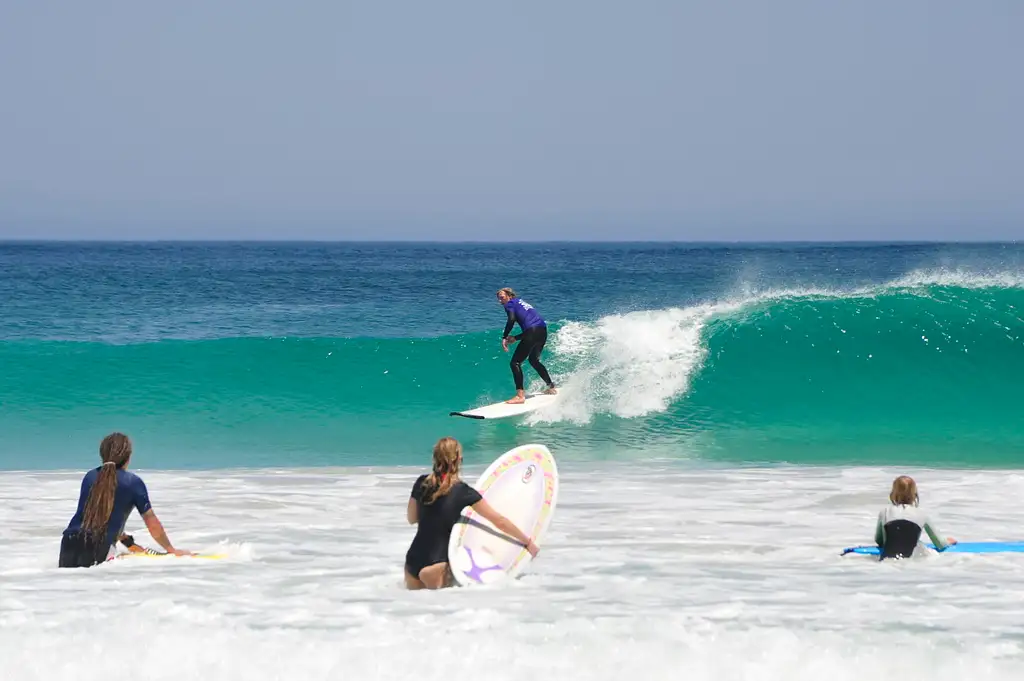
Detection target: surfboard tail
<box><xmin>449</xmin><ymin>411</ymin><xmax>485</xmax><ymax>419</ymax></box>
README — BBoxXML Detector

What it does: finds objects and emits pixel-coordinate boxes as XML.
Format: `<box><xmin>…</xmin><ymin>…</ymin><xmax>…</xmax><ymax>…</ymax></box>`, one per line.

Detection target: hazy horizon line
<box><xmin>1</xmin><ymin>238</ymin><xmax>1019</xmax><ymax>246</ymax></box>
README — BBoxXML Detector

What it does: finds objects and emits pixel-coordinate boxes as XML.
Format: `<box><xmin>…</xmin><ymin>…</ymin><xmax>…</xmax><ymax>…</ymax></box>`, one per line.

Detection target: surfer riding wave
<box><xmin>497</xmin><ymin>287</ymin><xmax>557</xmax><ymax>404</ymax></box>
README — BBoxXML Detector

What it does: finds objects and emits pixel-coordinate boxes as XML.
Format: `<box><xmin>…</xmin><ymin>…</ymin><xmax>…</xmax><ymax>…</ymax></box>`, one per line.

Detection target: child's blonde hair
<box><xmin>889</xmin><ymin>475</ymin><xmax>919</xmax><ymax>506</ymax></box>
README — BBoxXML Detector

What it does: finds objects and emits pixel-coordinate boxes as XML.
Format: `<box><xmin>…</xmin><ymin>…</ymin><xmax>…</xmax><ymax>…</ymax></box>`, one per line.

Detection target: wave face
<box><xmin>3</xmin><ymin>271</ymin><xmax>1023</xmax><ymax>469</ymax></box>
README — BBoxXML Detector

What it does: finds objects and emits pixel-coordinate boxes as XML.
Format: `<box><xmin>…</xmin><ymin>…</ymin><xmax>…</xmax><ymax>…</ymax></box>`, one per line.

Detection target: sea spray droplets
<box><xmin>528</xmin><ymin>306</ymin><xmax>714</xmax><ymax>424</ymax></box>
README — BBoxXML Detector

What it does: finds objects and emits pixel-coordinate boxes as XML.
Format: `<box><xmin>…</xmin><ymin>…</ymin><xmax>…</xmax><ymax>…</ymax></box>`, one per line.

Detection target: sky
<box><xmin>0</xmin><ymin>1</ymin><xmax>1021</xmax><ymax>241</ymax></box>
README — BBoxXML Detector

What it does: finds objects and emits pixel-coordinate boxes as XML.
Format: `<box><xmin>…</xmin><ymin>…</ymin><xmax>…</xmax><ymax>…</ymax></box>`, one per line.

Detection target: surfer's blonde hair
<box><xmin>423</xmin><ymin>437</ymin><xmax>463</xmax><ymax>504</ymax></box>
<box><xmin>497</xmin><ymin>287</ymin><xmax>517</xmax><ymax>299</ymax></box>
<box><xmin>889</xmin><ymin>475</ymin><xmax>919</xmax><ymax>506</ymax></box>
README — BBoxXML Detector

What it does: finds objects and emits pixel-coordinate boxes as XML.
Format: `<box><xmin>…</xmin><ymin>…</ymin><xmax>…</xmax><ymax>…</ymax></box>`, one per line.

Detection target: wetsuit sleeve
<box><xmin>874</xmin><ymin>509</ymin><xmax>885</xmax><ymax>546</ymax></box>
<box><xmin>502</xmin><ymin>306</ymin><xmax>516</xmax><ymax>339</ymax></box>
<box><xmin>923</xmin><ymin>518</ymin><xmax>949</xmax><ymax>551</ymax></box>
<box><xmin>411</xmin><ymin>474</ymin><xmax>428</xmax><ymax>502</ymax></box>
<box><xmin>459</xmin><ymin>483</ymin><xmax>483</xmax><ymax>509</ymax></box>
<box><xmin>131</xmin><ymin>476</ymin><xmax>152</xmax><ymax>516</ymax></box>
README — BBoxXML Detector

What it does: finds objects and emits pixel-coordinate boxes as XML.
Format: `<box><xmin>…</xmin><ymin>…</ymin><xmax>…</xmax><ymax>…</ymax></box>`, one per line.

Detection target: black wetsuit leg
<box><xmin>510</xmin><ymin>340</ymin><xmax>528</xmax><ymax>391</ymax></box>
<box><xmin>58</xmin><ymin>531</ymin><xmax>109</xmax><ymax>568</ymax></box>
<box><xmin>527</xmin><ymin>326</ymin><xmax>554</xmax><ymax>386</ymax></box>
<box><xmin>510</xmin><ymin>326</ymin><xmax>553</xmax><ymax>390</ymax></box>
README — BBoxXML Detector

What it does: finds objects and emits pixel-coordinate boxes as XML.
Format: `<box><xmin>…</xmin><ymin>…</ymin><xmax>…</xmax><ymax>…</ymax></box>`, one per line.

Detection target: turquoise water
<box><xmin>2</xmin><ymin>242</ymin><xmax>1022</xmax><ymax>469</ymax></box>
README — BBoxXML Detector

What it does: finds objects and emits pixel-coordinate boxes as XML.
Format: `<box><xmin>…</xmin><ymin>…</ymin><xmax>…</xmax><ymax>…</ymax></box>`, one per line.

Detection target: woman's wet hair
<box><xmin>889</xmin><ymin>475</ymin><xmax>919</xmax><ymax>506</ymax></box>
<box><xmin>422</xmin><ymin>436</ymin><xmax>462</xmax><ymax>504</ymax></box>
<box><xmin>81</xmin><ymin>433</ymin><xmax>133</xmax><ymax>537</ymax></box>
<box><xmin>497</xmin><ymin>287</ymin><xmax>517</xmax><ymax>299</ymax></box>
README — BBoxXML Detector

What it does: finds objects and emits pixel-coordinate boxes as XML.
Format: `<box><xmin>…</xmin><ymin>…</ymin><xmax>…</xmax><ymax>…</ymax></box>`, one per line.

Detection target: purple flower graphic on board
<box><xmin>461</xmin><ymin>547</ymin><xmax>505</xmax><ymax>583</ymax></box>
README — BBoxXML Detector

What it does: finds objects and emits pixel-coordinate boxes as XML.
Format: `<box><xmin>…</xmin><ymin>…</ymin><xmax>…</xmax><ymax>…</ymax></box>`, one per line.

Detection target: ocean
<box><xmin>2</xmin><ymin>241</ymin><xmax>1024</xmax><ymax>679</ymax></box>
<box><xmin>2</xmin><ymin>241</ymin><xmax>1023</xmax><ymax>469</ymax></box>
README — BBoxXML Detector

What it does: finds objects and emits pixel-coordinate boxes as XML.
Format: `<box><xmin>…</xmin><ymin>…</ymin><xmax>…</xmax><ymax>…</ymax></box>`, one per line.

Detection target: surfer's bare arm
<box><xmin>142</xmin><ymin>509</ymin><xmax>189</xmax><ymax>556</ymax></box>
<box><xmin>471</xmin><ymin>499</ymin><xmax>539</xmax><ymax>557</ymax></box>
<box><xmin>407</xmin><ymin>497</ymin><xmax>419</xmax><ymax>524</ymax></box>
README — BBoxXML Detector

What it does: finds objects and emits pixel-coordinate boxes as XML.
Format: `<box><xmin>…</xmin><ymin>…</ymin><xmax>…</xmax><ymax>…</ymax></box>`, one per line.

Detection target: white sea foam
<box><xmin>526</xmin><ymin>266</ymin><xmax>1024</xmax><ymax>425</ymax></box>
<box><xmin>889</xmin><ymin>267</ymin><xmax>1024</xmax><ymax>291</ymax></box>
<box><xmin>2</xmin><ymin>463</ymin><xmax>1024</xmax><ymax>680</ymax></box>
<box><xmin>534</xmin><ymin>304</ymin><xmax>720</xmax><ymax>423</ymax></box>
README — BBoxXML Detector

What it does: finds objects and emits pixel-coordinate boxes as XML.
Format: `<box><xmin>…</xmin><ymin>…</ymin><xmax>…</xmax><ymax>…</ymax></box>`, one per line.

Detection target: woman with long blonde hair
<box><xmin>59</xmin><ymin>432</ymin><xmax>189</xmax><ymax>567</ymax></box>
<box><xmin>874</xmin><ymin>475</ymin><xmax>956</xmax><ymax>560</ymax></box>
<box><xmin>405</xmin><ymin>436</ymin><xmax>539</xmax><ymax>589</ymax></box>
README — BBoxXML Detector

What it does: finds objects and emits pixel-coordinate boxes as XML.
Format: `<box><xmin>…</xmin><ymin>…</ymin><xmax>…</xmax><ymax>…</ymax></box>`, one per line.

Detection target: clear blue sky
<box><xmin>0</xmin><ymin>1</ymin><xmax>1021</xmax><ymax>241</ymax></box>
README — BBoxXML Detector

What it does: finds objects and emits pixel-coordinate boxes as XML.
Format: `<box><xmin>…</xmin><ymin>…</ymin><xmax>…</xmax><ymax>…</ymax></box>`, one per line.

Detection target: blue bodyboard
<box><xmin>841</xmin><ymin>541</ymin><xmax>1024</xmax><ymax>556</ymax></box>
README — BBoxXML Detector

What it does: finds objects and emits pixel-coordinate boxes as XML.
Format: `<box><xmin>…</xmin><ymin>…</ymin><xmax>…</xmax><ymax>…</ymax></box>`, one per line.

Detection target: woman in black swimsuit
<box><xmin>404</xmin><ymin>437</ymin><xmax>540</xmax><ymax>590</ymax></box>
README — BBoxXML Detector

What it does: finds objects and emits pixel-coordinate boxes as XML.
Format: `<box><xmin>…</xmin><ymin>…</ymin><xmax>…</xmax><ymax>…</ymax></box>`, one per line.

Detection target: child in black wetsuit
<box><xmin>404</xmin><ymin>436</ymin><xmax>539</xmax><ymax>589</ymax></box>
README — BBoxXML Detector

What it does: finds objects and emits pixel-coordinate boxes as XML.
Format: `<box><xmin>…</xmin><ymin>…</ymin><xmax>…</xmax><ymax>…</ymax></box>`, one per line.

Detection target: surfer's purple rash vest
<box><xmin>503</xmin><ymin>297</ymin><xmax>546</xmax><ymax>339</ymax></box>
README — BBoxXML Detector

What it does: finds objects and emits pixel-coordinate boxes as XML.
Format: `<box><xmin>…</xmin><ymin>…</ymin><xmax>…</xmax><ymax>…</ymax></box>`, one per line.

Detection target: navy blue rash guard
<box><xmin>64</xmin><ymin>467</ymin><xmax>153</xmax><ymax>550</ymax></box>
